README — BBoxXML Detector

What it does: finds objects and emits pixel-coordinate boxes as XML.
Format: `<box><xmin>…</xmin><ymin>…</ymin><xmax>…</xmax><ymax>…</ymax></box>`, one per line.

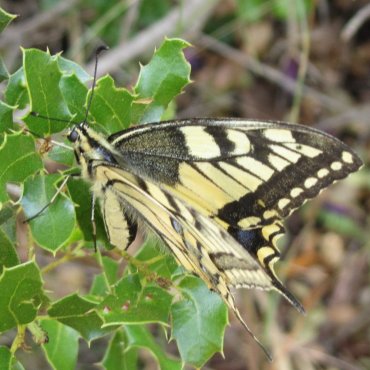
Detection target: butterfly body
<box><xmin>67</xmin><ymin>118</ymin><xmax>362</xmax><ymax>350</ymax></box>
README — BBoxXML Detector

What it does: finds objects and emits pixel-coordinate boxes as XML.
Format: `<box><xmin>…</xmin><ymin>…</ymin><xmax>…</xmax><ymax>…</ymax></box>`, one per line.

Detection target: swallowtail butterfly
<box><xmin>32</xmin><ymin>47</ymin><xmax>363</xmax><ymax>358</ymax></box>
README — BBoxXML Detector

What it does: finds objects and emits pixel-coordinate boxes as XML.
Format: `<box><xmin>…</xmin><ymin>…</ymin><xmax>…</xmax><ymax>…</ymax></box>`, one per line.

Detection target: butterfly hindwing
<box><xmin>94</xmin><ymin>161</ymin><xmax>277</xmax><ymax>354</ymax></box>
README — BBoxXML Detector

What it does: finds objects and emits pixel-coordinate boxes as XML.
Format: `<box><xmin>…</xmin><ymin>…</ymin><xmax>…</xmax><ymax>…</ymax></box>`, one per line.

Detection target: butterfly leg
<box><xmin>91</xmin><ymin>194</ymin><xmax>97</xmax><ymax>252</ymax></box>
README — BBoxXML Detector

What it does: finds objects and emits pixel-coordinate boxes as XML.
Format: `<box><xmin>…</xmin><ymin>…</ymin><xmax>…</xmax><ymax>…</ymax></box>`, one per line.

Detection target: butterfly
<box><xmin>65</xmin><ymin>115</ymin><xmax>362</xmax><ymax>357</ymax></box>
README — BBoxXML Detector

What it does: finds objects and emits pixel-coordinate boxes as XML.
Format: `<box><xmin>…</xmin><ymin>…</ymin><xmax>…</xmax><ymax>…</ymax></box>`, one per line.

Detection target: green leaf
<box><xmin>4</xmin><ymin>68</ymin><xmax>29</xmax><ymax>109</ymax></box>
<box><xmin>133</xmin><ymin>38</ymin><xmax>191</xmax><ymax>123</ymax></box>
<box><xmin>135</xmin><ymin>240</ymin><xmax>178</xmax><ymax>279</ymax></box>
<box><xmin>0</xmin><ymin>204</ymin><xmax>16</xmax><ymax>243</ymax></box>
<box><xmin>0</xmin><ymin>8</ymin><xmax>16</xmax><ymax>33</ymax></box>
<box><xmin>171</xmin><ymin>276</ymin><xmax>228</xmax><ymax>368</ymax></box>
<box><xmin>0</xmin><ymin>100</ymin><xmax>14</xmax><ymax>133</ymax></box>
<box><xmin>47</xmin><ymin>142</ymin><xmax>75</xmax><ymax>166</ymax></box>
<box><xmin>125</xmin><ymin>325</ymin><xmax>181</xmax><ymax>370</ymax></box>
<box><xmin>0</xmin><ymin>228</ymin><xmax>19</xmax><ymax>274</ymax></box>
<box><xmin>101</xmin><ymin>329</ymin><xmax>138</xmax><ymax>370</ymax></box>
<box><xmin>0</xmin><ymin>133</ymin><xmax>43</xmax><ymax>205</ymax></box>
<box><xmin>67</xmin><ymin>178</ymin><xmax>109</xmax><ymax>246</ymax></box>
<box><xmin>58</xmin><ymin>56</ymin><xmax>91</xmax><ymax>83</ymax></box>
<box><xmin>21</xmin><ymin>174</ymin><xmax>76</xmax><ymax>253</ymax></box>
<box><xmin>41</xmin><ymin>319</ymin><xmax>79</xmax><ymax>370</ymax></box>
<box><xmin>0</xmin><ymin>57</ymin><xmax>9</xmax><ymax>82</ymax></box>
<box><xmin>89</xmin><ymin>75</ymin><xmax>135</xmax><ymax>133</ymax></box>
<box><xmin>90</xmin><ymin>273</ymin><xmax>109</xmax><ymax>296</ymax></box>
<box><xmin>0</xmin><ymin>261</ymin><xmax>46</xmax><ymax>332</ymax></box>
<box><xmin>60</xmin><ymin>73</ymin><xmax>88</xmax><ymax>122</ymax></box>
<box><xmin>48</xmin><ymin>293</ymin><xmax>114</xmax><ymax>342</ymax></box>
<box><xmin>100</xmin><ymin>274</ymin><xmax>173</xmax><ymax>326</ymax></box>
<box><xmin>101</xmin><ymin>256</ymin><xmax>119</xmax><ymax>286</ymax></box>
<box><xmin>23</xmin><ymin>48</ymin><xmax>72</xmax><ymax>136</ymax></box>
<box><xmin>0</xmin><ymin>346</ymin><xmax>12</xmax><ymax>369</ymax></box>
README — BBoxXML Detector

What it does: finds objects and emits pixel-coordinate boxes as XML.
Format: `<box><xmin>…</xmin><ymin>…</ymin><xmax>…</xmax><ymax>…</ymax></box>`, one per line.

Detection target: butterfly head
<box><xmin>67</xmin><ymin>122</ymin><xmax>88</xmax><ymax>143</ymax></box>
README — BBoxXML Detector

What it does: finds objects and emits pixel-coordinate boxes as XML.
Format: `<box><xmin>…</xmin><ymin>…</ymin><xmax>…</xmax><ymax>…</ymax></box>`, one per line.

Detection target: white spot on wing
<box><xmin>304</xmin><ymin>177</ymin><xmax>318</xmax><ymax>188</ymax></box>
<box><xmin>290</xmin><ymin>187</ymin><xmax>303</xmax><ymax>198</ymax></box>
<box><xmin>317</xmin><ymin>168</ymin><xmax>329</xmax><ymax>178</ymax></box>
<box><xmin>278</xmin><ymin>198</ymin><xmax>290</xmax><ymax>209</ymax></box>
<box><xmin>342</xmin><ymin>151</ymin><xmax>354</xmax><ymax>164</ymax></box>
<box><xmin>331</xmin><ymin>161</ymin><xmax>342</xmax><ymax>171</ymax></box>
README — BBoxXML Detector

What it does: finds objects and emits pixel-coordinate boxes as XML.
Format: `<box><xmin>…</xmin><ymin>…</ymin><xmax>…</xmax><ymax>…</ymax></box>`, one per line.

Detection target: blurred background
<box><xmin>1</xmin><ymin>0</ymin><xmax>369</xmax><ymax>369</ymax></box>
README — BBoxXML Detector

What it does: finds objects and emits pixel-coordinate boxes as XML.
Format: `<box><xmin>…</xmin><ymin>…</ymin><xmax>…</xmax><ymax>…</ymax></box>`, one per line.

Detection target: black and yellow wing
<box><xmin>105</xmin><ymin>118</ymin><xmax>362</xmax><ymax>310</ymax></box>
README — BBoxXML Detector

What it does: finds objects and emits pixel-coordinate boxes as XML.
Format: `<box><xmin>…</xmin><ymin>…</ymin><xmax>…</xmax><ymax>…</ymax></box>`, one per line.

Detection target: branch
<box><xmin>197</xmin><ymin>34</ymin><xmax>346</xmax><ymax>113</ymax></box>
<box><xmin>87</xmin><ymin>0</ymin><xmax>219</xmax><ymax>76</ymax></box>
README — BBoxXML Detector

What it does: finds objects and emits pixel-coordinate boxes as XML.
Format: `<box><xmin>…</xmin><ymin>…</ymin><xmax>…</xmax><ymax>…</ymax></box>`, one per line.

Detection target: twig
<box><xmin>86</xmin><ymin>0</ymin><xmax>219</xmax><ymax>76</ymax></box>
<box><xmin>317</xmin><ymin>105</ymin><xmax>370</xmax><ymax>132</ymax></box>
<box><xmin>197</xmin><ymin>34</ymin><xmax>345</xmax><ymax>113</ymax></box>
<box><xmin>341</xmin><ymin>3</ymin><xmax>370</xmax><ymax>42</ymax></box>
<box><xmin>120</xmin><ymin>0</ymin><xmax>141</xmax><ymax>42</ymax></box>
<box><xmin>0</xmin><ymin>0</ymin><xmax>79</xmax><ymax>48</ymax></box>
<box><xmin>297</xmin><ymin>346</ymin><xmax>363</xmax><ymax>370</ymax></box>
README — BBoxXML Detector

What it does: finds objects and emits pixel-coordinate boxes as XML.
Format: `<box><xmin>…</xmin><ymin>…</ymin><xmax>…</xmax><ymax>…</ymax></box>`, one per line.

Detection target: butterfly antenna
<box><xmin>30</xmin><ymin>112</ymin><xmax>80</xmax><ymax>125</ymax></box>
<box><xmin>83</xmin><ymin>45</ymin><xmax>109</xmax><ymax>125</ymax></box>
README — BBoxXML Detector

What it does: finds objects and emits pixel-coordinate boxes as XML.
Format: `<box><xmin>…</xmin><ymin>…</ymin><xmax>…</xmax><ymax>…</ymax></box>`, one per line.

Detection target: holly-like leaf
<box><xmin>58</xmin><ymin>56</ymin><xmax>91</xmax><ymax>83</ymax></box>
<box><xmin>89</xmin><ymin>75</ymin><xmax>135</xmax><ymax>133</ymax></box>
<box><xmin>0</xmin><ymin>261</ymin><xmax>47</xmax><ymax>332</ymax></box>
<box><xmin>101</xmin><ymin>329</ymin><xmax>138</xmax><ymax>370</ymax></box>
<box><xmin>23</xmin><ymin>48</ymin><xmax>72</xmax><ymax>136</ymax></box>
<box><xmin>133</xmin><ymin>38</ymin><xmax>191</xmax><ymax>123</ymax></box>
<box><xmin>0</xmin><ymin>8</ymin><xmax>16</xmax><ymax>33</ymax></box>
<box><xmin>0</xmin><ymin>100</ymin><xmax>14</xmax><ymax>133</ymax></box>
<box><xmin>41</xmin><ymin>319</ymin><xmax>79</xmax><ymax>370</ymax></box>
<box><xmin>0</xmin><ymin>133</ymin><xmax>43</xmax><ymax>205</ymax></box>
<box><xmin>48</xmin><ymin>293</ymin><xmax>114</xmax><ymax>342</ymax></box>
<box><xmin>4</xmin><ymin>68</ymin><xmax>28</xmax><ymax>109</ymax></box>
<box><xmin>125</xmin><ymin>325</ymin><xmax>181</xmax><ymax>370</ymax></box>
<box><xmin>100</xmin><ymin>274</ymin><xmax>173</xmax><ymax>326</ymax></box>
<box><xmin>21</xmin><ymin>174</ymin><xmax>76</xmax><ymax>253</ymax></box>
<box><xmin>0</xmin><ymin>228</ymin><xmax>19</xmax><ymax>274</ymax></box>
<box><xmin>171</xmin><ymin>276</ymin><xmax>228</xmax><ymax>368</ymax></box>
<box><xmin>0</xmin><ymin>57</ymin><xmax>9</xmax><ymax>82</ymax></box>
<box><xmin>60</xmin><ymin>73</ymin><xmax>88</xmax><ymax>123</ymax></box>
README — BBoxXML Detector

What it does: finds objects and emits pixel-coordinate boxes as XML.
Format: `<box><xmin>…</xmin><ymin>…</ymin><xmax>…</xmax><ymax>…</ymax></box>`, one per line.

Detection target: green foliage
<box><xmin>0</xmin><ymin>7</ymin><xmax>16</xmax><ymax>33</ymax></box>
<box><xmin>0</xmin><ymin>37</ymin><xmax>228</xmax><ymax>369</ymax></box>
<box><xmin>21</xmin><ymin>174</ymin><xmax>76</xmax><ymax>252</ymax></box>
<box><xmin>171</xmin><ymin>276</ymin><xmax>228</xmax><ymax>368</ymax></box>
<box><xmin>41</xmin><ymin>320</ymin><xmax>79</xmax><ymax>370</ymax></box>
<box><xmin>0</xmin><ymin>133</ymin><xmax>43</xmax><ymax>205</ymax></box>
<box><xmin>236</xmin><ymin>0</ymin><xmax>313</xmax><ymax>22</ymax></box>
<box><xmin>0</xmin><ymin>261</ymin><xmax>47</xmax><ymax>332</ymax></box>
